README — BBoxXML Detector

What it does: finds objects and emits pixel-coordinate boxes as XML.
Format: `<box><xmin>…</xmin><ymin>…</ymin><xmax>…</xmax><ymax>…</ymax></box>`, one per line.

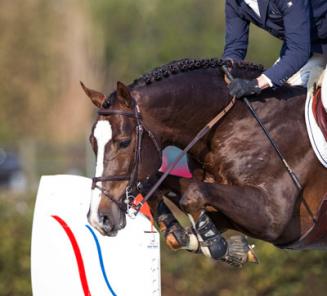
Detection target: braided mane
<box><xmin>132</xmin><ymin>58</ymin><xmax>264</xmax><ymax>87</ymax></box>
<box><xmin>103</xmin><ymin>58</ymin><xmax>264</xmax><ymax>108</ymax></box>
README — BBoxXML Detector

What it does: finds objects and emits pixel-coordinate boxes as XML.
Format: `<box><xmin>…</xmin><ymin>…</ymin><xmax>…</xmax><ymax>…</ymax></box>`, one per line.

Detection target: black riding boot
<box><xmin>195</xmin><ymin>211</ymin><xmax>228</xmax><ymax>260</ymax></box>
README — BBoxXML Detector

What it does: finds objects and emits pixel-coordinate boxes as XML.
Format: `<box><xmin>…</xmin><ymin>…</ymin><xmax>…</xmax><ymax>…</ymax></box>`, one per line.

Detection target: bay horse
<box><xmin>81</xmin><ymin>58</ymin><xmax>327</xmax><ymax>267</ymax></box>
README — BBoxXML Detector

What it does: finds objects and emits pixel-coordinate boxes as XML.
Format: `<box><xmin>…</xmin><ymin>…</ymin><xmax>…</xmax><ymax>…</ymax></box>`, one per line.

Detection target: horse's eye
<box><xmin>119</xmin><ymin>139</ymin><xmax>131</xmax><ymax>149</ymax></box>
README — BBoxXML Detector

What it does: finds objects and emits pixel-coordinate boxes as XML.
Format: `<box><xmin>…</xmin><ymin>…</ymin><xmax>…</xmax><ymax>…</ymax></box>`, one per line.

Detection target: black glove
<box><xmin>228</xmin><ymin>78</ymin><xmax>261</xmax><ymax>99</ymax></box>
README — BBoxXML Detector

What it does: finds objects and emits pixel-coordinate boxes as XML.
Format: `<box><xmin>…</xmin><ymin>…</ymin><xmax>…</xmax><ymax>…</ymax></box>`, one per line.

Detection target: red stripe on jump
<box><xmin>51</xmin><ymin>215</ymin><xmax>92</xmax><ymax>296</ymax></box>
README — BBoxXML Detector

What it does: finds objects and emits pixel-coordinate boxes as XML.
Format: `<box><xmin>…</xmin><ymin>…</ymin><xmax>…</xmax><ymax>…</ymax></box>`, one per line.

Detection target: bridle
<box><xmin>91</xmin><ymin>99</ymin><xmax>162</xmax><ymax>214</ymax></box>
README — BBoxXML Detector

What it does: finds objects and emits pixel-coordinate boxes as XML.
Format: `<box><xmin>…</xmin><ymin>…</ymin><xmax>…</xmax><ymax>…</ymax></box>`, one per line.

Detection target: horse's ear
<box><xmin>116</xmin><ymin>81</ymin><xmax>133</xmax><ymax>108</ymax></box>
<box><xmin>80</xmin><ymin>81</ymin><xmax>106</xmax><ymax>108</ymax></box>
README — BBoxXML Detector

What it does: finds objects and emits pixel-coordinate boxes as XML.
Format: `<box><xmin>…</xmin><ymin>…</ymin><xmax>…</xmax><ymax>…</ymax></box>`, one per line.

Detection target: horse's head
<box><xmin>81</xmin><ymin>81</ymin><xmax>161</xmax><ymax>236</ymax></box>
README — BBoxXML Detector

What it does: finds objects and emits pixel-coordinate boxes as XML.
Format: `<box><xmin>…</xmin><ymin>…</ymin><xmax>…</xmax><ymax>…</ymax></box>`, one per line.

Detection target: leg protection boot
<box><xmin>194</xmin><ymin>211</ymin><xmax>228</xmax><ymax>260</ymax></box>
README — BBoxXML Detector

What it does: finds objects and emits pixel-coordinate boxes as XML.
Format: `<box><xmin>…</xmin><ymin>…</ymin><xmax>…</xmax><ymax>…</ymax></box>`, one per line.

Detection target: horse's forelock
<box><xmin>102</xmin><ymin>92</ymin><xmax>116</xmax><ymax>109</ymax></box>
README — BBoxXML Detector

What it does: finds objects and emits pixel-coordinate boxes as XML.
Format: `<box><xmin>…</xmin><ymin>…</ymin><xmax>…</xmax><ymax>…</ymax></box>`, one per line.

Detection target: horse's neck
<box><xmin>134</xmin><ymin>68</ymin><xmax>306</xmax><ymax>154</ymax></box>
<box><xmin>134</xmin><ymin>69</ymin><xmax>230</xmax><ymax>147</ymax></box>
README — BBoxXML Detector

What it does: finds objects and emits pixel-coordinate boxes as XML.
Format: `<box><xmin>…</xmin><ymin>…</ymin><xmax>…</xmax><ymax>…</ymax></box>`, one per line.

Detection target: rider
<box><xmin>223</xmin><ymin>0</ymin><xmax>327</xmax><ymax>98</ymax></box>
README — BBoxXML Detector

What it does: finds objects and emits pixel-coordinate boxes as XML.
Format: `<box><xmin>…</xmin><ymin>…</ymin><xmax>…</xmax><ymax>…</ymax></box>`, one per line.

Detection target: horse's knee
<box><xmin>180</xmin><ymin>183</ymin><xmax>206</xmax><ymax>213</ymax></box>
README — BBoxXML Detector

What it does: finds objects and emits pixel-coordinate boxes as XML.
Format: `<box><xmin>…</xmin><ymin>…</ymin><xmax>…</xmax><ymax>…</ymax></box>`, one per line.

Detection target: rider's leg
<box><xmin>286</xmin><ymin>53</ymin><xmax>327</xmax><ymax>87</ymax></box>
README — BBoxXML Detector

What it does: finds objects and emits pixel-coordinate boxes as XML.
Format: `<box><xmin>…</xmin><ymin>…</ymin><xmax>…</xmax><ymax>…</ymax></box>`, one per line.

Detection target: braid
<box><xmin>132</xmin><ymin>58</ymin><xmax>264</xmax><ymax>86</ymax></box>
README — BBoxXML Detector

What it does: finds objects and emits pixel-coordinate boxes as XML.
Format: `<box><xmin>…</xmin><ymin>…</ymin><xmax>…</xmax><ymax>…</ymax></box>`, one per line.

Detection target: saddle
<box><xmin>279</xmin><ymin>193</ymin><xmax>327</xmax><ymax>250</ymax></box>
<box><xmin>305</xmin><ymin>66</ymin><xmax>327</xmax><ymax>167</ymax></box>
<box><xmin>312</xmin><ymin>86</ymin><xmax>327</xmax><ymax>141</ymax></box>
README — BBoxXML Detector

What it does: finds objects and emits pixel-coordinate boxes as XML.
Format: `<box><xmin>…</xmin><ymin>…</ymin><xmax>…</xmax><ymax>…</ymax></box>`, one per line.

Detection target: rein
<box><xmin>131</xmin><ymin>95</ymin><xmax>237</xmax><ymax>215</ymax></box>
<box><xmin>93</xmin><ymin>64</ymin><xmax>315</xmax><ymax>224</ymax></box>
<box><xmin>92</xmin><ymin>68</ymin><xmax>239</xmax><ymax>216</ymax></box>
<box><xmin>92</xmin><ymin>88</ymin><xmax>236</xmax><ymax>216</ymax></box>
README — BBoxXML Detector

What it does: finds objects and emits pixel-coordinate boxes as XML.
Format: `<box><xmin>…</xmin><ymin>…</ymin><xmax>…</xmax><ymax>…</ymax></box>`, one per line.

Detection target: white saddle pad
<box><xmin>305</xmin><ymin>67</ymin><xmax>327</xmax><ymax>168</ymax></box>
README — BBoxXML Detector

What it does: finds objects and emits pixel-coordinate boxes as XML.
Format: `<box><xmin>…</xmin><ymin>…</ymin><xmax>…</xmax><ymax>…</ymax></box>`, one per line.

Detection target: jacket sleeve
<box><xmin>263</xmin><ymin>0</ymin><xmax>311</xmax><ymax>86</ymax></box>
<box><xmin>222</xmin><ymin>0</ymin><xmax>250</xmax><ymax>61</ymax></box>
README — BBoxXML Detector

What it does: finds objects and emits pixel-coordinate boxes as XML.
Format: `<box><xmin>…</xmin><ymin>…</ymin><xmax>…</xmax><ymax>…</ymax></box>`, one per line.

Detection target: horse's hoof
<box><xmin>222</xmin><ymin>235</ymin><xmax>259</xmax><ymax>267</ymax></box>
<box><xmin>247</xmin><ymin>244</ymin><xmax>259</xmax><ymax>264</ymax></box>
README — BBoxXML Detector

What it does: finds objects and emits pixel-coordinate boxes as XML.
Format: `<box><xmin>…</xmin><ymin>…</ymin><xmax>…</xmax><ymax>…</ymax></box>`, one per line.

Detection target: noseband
<box><xmin>91</xmin><ymin>101</ymin><xmax>162</xmax><ymax>213</ymax></box>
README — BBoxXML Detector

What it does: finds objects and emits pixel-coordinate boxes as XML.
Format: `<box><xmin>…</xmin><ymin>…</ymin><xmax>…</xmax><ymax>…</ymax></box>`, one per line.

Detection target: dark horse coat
<box><xmin>83</xmin><ymin>58</ymin><xmax>327</xmax><ymax>254</ymax></box>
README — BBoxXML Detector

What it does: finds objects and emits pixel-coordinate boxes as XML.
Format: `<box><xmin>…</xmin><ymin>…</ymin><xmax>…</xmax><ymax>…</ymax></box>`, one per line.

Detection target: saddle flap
<box><xmin>312</xmin><ymin>87</ymin><xmax>327</xmax><ymax>141</ymax></box>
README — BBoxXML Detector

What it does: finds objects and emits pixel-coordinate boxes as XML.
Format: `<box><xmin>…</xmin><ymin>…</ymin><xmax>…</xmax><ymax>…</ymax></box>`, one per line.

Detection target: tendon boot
<box><xmin>194</xmin><ymin>211</ymin><xmax>228</xmax><ymax>260</ymax></box>
<box><xmin>222</xmin><ymin>235</ymin><xmax>259</xmax><ymax>267</ymax></box>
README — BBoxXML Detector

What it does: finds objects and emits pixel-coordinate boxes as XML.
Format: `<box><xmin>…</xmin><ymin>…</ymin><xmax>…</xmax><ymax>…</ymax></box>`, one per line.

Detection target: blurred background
<box><xmin>1</xmin><ymin>0</ymin><xmax>326</xmax><ymax>295</ymax></box>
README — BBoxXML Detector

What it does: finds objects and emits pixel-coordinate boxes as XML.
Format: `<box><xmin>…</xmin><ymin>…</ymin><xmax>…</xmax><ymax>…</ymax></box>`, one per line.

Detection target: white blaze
<box><xmin>94</xmin><ymin>120</ymin><xmax>112</xmax><ymax>177</ymax></box>
<box><xmin>89</xmin><ymin>120</ymin><xmax>112</xmax><ymax>229</ymax></box>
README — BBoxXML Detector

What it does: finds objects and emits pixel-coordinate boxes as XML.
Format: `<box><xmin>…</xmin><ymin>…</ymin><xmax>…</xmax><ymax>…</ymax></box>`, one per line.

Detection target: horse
<box><xmin>81</xmin><ymin>58</ymin><xmax>327</xmax><ymax>267</ymax></box>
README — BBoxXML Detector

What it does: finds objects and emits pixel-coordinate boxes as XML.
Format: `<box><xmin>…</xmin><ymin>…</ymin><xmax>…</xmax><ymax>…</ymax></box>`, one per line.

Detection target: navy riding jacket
<box><xmin>223</xmin><ymin>0</ymin><xmax>327</xmax><ymax>86</ymax></box>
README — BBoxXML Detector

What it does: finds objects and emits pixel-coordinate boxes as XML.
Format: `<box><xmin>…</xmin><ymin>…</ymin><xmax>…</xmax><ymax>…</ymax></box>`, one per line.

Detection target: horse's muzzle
<box><xmin>98</xmin><ymin>206</ymin><xmax>127</xmax><ymax>237</ymax></box>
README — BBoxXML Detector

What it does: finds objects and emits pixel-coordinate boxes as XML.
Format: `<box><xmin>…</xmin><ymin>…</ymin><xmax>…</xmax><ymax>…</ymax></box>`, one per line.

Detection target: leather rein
<box><xmin>92</xmin><ymin>65</ymin><xmax>314</xmax><ymax>225</ymax></box>
<box><xmin>92</xmin><ymin>91</ymin><xmax>236</xmax><ymax>216</ymax></box>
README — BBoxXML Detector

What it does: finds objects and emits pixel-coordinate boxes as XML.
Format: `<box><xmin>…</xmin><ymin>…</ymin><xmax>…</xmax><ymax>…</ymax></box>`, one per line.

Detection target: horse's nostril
<box><xmin>100</xmin><ymin>214</ymin><xmax>109</xmax><ymax>225</ymax></box>
<box><xmin>99</xmin><ymin>214</ymin><xmax>112</xmax><ymax>231</ymax></box>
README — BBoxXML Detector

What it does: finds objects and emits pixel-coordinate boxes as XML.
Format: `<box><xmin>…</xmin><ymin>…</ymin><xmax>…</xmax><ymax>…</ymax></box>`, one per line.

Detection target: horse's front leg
<box><xmin>155</xmin><ymin>199</ymin><xmax>200</xmax><ymax>252</ymax></box>
<box><xmin>180</xmin><ymin>181</ymin><xmax>259</xmax><ymax>266</ymax></box>
<box><xmin>148</xmin><ymin>189</ymin><xmax>199</xmax><ymax>253</ymax></box>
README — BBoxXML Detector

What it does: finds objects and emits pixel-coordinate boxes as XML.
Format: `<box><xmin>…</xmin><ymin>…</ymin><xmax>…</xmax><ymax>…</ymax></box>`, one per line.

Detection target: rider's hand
<box><xmin>228</xmin><ymin>78</ymin><xmax>261</xmax><ymax>99</ymax></box>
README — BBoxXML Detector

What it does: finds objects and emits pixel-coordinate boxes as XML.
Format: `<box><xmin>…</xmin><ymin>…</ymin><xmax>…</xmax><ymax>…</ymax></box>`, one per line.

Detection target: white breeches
<box><xmin>286</xmin><ymin>53</ymin><xmax>327</xmax><ymax>87</ymax></box>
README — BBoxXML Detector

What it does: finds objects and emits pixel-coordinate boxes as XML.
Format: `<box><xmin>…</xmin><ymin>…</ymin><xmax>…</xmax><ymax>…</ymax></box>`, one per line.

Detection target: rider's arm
<box><xmin>262</xmin><ymin>0</ymin><xmax>311</xmax><ymax>87</ymax></box>
<box><xmin>222</xmin><ymin>1</ymin><xmax>250</xmax><ymax>61</ymax></box>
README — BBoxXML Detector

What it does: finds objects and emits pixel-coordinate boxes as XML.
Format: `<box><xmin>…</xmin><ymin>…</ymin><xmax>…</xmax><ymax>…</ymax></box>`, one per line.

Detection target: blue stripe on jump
<box><xmin>85</xmin><ymin>225</ymin><xmax>117</xmax><ymax>296</ymax></box>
